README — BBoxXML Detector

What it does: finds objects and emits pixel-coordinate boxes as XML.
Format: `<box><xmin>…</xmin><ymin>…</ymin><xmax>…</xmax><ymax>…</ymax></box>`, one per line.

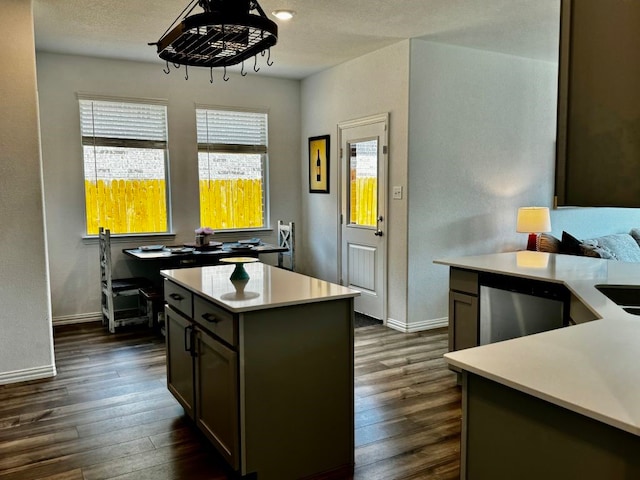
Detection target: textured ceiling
<box><xmin>33</xmin><ymin>0</ymin><xmax>561</xmax><ymax>79</ymax></box>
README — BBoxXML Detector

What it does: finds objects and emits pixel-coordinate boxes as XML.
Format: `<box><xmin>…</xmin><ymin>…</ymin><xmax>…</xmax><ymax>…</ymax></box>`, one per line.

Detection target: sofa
<box><xmin>537</xmin><ymin>228</ymin><xmax>640</xmax><ymax>262</ymax></box>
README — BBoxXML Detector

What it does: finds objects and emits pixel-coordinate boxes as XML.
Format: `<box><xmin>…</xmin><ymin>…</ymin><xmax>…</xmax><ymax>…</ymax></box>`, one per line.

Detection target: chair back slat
<box><xmin>277</xmin><ymin>220</ymin><xmax>295</xmax><ymax>271</ymax></box>
<box><xmin>99</xmin><ymin>226</ymin><xmax>152</xmax><ymax>333</ymax></box>
<box><xmin>99</xmin><ymin>227</ymin><xmax>113</xmax><ymax>292</ymax></box>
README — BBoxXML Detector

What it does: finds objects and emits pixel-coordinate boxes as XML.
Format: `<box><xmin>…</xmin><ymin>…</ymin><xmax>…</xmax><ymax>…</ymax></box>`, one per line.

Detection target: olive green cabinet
<box><xmin>163</xmin><ymin>276</ymin><xmax>355</xmax><ymax>480</ymax></box>
<box><xmin>448</xmin><ymin>268</ymin><xmax>479</xmax><ymax>352</ymax></box>
<box><xmin>165</xmin><ymin>280</ymin><xmax>239</xmax><ymax>469</ymax></box>
<box><xmin>194</xmin><ymin>329</ymin><xmax>239</xmax><ymax>469</ymax></box>
<box><xmin>166</xmin><ymin>307</ymin><xmax>195</xmax><ymax>419</ymax></box>
<box><xmin>461</xmin><ymin>372</ymin><xmax>640</xmax><ymax>479</ymax></box>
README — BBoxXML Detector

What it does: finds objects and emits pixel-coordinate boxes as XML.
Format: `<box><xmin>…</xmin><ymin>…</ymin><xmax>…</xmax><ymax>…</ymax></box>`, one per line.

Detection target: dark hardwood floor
<box><xmin>0</xmin><ymin>323</ymin><xmax>460</xmax><ymax>480</ymax></box>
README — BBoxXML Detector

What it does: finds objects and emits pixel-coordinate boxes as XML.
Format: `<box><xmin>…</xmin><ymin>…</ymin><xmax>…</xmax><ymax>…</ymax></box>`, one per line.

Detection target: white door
<box><xmin>338</xmin><ymin>114</ymin><xmax>388</xmax><ymax>320</ymax></box>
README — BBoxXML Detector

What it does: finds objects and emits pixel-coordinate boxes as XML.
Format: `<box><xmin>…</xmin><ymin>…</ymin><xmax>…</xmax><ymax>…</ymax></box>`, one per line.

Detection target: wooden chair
<box><xmin>99</xmin><ymin>227</ymin><xmax>152</xmax><ymax>333</ymax></box>
<box><xmin>277</xmin><ymin>220</ymin><xmax>295</xmax><ymax>271</ymax></box>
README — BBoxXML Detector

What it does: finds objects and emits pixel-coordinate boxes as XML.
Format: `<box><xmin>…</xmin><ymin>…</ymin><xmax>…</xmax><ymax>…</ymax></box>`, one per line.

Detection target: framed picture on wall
<box><xmin>309</xmin><ymin>135</ymin><xmax>330</xmax><ymax>193</ymax></box>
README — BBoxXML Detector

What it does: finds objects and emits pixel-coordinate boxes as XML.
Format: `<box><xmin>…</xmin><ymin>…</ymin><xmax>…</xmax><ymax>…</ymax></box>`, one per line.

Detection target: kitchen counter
<box><xmin>160</xmin><ymin>263</ymin><xmax>359</xmax><ymax>480</ymax></box>
<box><xmin>161</xmin><ymin>262</ymin><xmax>358</xmax><ymax>313</ymax></box>
<box><xmin>435</xmin><ymin>252</ymin><xmax>640</xmax><ymax>435</ymax></box>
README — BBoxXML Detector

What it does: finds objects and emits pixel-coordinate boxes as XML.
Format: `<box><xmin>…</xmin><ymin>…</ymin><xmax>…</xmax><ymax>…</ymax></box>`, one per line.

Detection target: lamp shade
<box><xmin>516</xmin><ymin>207</ymin><xmax>551</xmax><ymax>233</ymax></box>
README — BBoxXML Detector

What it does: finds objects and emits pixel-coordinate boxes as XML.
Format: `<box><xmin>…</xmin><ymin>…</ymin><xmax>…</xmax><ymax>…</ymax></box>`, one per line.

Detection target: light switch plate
<box><xmin>392</xmin><ymin>186</ymin><xmax>403</xmax><ymax>200</ymax></box>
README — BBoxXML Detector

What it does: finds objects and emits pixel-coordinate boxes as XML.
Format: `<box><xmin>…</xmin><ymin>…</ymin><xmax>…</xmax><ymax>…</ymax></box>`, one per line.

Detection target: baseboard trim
<box><xmin>0</xmin><ymin>364</ymin><xmax>57</xmax><ymax>385</ymax></box>
<box><xmin>386</xmin><ymin>316</ymin><xmax>448</xmax><ymax>333</ymax></box>
<box><xmin>53</xmin><ymin>312</ymin><xmax>102</xmax><ymax>326</ymax></box>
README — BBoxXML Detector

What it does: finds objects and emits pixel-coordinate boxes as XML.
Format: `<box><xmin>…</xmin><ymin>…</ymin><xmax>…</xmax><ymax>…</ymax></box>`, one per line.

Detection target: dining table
<box><xmin>123</xmin><ymin>240</ymin><xmax>287</xmax><ymax>270</ymax></box>
<box><xmin>121</xmin><ymin>239</ymin><xmax>289</xmax><ymax>330</ymax></box>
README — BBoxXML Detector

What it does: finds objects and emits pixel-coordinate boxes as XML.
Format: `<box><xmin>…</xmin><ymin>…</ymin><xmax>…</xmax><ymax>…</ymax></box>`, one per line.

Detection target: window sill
<box><xmin>83</xmin><ymin>227</ymin><xmax>276</xmax><ymax>245</ymax></box>
<box><xmin>82</xmin><ymin>232</ymin><xmax>177</xmax><ymax>245</ymax></box>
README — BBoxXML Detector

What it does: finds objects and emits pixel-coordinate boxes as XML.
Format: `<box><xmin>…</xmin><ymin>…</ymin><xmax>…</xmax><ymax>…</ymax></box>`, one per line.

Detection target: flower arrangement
<box><xmin>195</xmin><ymin>227</ymin><xmax>215</xmax><ymax>246</ymax></box>
<box><xmin>195</xmin><ymin>227</ymin><xmax>215</xmax><ymax>235</ymax></box>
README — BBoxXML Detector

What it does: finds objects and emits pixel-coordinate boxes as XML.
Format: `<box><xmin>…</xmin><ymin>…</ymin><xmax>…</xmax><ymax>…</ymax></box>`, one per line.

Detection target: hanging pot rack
<box><xmin>150</xmin><ymin>0</ymin><xmax>278</xmax><ymax>79</ymax></box>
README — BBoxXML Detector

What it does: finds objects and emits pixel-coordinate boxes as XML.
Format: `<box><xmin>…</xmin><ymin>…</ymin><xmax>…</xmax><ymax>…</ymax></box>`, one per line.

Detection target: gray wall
<box><xmin>0</xmin><ymin>0</ymin><xmax>55</xmax><ymax>383</ymax></box>
<box><xmin>37</xmin><ymin>53</ymin><xmax>301</xmax><ymax>322</ymax></box>
<box><xmin>300</xmin><ymin>42</ymin><xmax>411</xmax><ymax>328</ymax></box>
<box><xmin>299</xmin><ymin>37</ymin><xmax>640</xmax><ymax>332</ymax></box>
<box><xmin>407</xmin><ymin>39</ymin><xmax>640</xmax><ymax>327</ymax></box>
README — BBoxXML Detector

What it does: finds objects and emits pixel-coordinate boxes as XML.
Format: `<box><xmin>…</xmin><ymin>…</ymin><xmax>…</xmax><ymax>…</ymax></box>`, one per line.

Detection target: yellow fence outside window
<box><xmin>199</xmin><ymin>178</ymin><xmax>263</xmax><ymax>229</ymax></box>
<box><xmin>350</xmin><ymin>177</ymin><xmax>377</xmax><ymax>227</ymax></box>
<box><xmin>85</xmin><ymin>179</ymin><xmax>167</xmax><ymax>235</ymax></box>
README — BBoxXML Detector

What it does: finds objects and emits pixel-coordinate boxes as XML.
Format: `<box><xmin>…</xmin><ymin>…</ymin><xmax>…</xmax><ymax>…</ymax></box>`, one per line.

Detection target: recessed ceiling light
<box><xmin>272</xmin><ymin>10</ymin><xmax>295</xmax><ymax>21</ymax></box>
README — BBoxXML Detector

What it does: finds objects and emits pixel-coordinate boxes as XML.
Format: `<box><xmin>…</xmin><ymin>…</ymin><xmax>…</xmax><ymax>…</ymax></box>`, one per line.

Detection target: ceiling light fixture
<box><xmin>272</xmin><ymin>10</ymin><xmax>296</xmax><ymax>20</ymax></box>
<box><xmin>150</xmin><ymin>0</ymin><xmax>278</xmax><ymax>80</ymax></box>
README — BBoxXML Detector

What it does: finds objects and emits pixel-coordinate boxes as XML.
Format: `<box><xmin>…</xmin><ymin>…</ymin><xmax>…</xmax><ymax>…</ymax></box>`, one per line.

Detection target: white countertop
<box><xmin>436</xmin><ymin>252</ymin><xmax>640</xmax><ymax>435</ymax></box>
<box><xmin>161</xmin><ymin>262</ymin><xmax>359</xmax><ymax>313</ymax></box>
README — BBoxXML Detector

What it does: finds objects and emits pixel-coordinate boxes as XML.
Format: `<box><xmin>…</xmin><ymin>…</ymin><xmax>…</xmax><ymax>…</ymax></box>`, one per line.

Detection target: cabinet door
<box><xmin>166</xmin><ymin>306</ymin><xmax>195</xmax><ymax>418</ymax></box>
<box><xmin>195</xmin><ymin>330</ymin><xmax>239</xmax><ymax>470</ymax></box>
<box><xmin>449</xmin><ymin>291</ymin><xmax>478</xmax><ymax>351</ymax></box>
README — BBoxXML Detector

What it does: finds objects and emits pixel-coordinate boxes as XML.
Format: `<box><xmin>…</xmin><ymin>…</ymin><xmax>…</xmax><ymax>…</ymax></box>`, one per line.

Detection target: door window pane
<box><xmin>348</xmin><ymin>139</ymin><xmax>378</xmax><ymax>227</ymax></box>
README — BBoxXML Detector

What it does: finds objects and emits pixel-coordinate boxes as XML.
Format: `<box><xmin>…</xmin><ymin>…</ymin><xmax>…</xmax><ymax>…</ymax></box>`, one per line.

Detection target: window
<box><xmin>196</xmin><ymin>108</ymin><xmax>268</xmax><ymax>230</ymax></box>
<box><xmin>348</xmin><ymin>139</ymin><xmax>378</xmax><ymax>227</ymax></box>
<box><xmin>80</xmin><ymin>97</ymin><xmax>169</xmax><ymax>235</ymax></box>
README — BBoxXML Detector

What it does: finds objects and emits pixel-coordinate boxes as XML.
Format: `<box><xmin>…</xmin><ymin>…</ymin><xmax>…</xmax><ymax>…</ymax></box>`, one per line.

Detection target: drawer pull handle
<box><xmin>169</xmin><ymin>293</ymin><xmax>184</xmax><ymax>301</ymax></box>
<box><xmin>202</xmin><ymin>313</ymin><xmax>219</xmax><ymax>323</ymax></box>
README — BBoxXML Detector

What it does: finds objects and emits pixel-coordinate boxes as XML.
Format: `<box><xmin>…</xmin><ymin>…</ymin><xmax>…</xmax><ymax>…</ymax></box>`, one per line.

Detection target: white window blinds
<box><xmin>79</xmin><ymin>97</ymin><xmax>170</xmax><ymax>235</ymax></box>
<box><xmin>79</xmin><ymin>99</ymin><xmax>167</xmax><ymax>148</ymax></box>
<box><xmin>196</xmin><ymin>108</ymin><xmax>267</xmax><ymax>153</ymax></box>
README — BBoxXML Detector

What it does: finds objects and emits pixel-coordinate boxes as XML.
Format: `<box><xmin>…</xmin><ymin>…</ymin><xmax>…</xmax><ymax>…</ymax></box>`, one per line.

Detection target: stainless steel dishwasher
<box><xmin>479</xmin><ymin>273</ymin><xmax>569</xmax><ymax>345</ymax></box>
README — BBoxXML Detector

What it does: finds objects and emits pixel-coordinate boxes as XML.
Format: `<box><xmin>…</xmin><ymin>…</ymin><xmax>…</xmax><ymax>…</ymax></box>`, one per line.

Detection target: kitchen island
<box><xmin>161</xmin><ymin>262</ymin><xmax>359</xmax><ymax>480</ymax></box>
<box><xmin>436</xmin><ymin>252</ymin><xmax>640</xmax><ymax>479</ymax></box>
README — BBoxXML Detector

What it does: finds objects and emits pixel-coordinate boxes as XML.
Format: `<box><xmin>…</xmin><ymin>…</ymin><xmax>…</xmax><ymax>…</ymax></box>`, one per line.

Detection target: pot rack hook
<box><xmin>266</xmin><ymin>48</ymin><xmax>273</xmax><ymax>67</ymax></box>
<box><xmin>184</xmin><ymin>65</ymin><xmax>189</xmax><ymax>80</ymax></box>
<box><xmin>210</xmin><ymin>67</ymin><xmax>214</xmax><ymax>84</ymax></box>
<box><xmin>163</xmin><ymin>60</ymin><xmax>170</xmax><ymax>74</ymax></box>
<box><xmin>241</xmin><ymin>61</ymin><xmax>247</xmax><ymax>77</ymax></box>
<box><xmin>253</xmin><ymin>55</ymin><xmax>260</xmax><ymax>73</ymax></box>
<box><xmin>223</xmin><ymin>65</ymin><xmax>230</xmax><ymax>82</ymax></box>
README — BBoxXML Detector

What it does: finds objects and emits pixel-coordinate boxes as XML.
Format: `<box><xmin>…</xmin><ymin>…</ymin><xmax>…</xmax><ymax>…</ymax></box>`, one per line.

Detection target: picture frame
<box><xmin>308</xmin><ymin>135</ymin><xmax>330</xmax><ymax>193</ymax></box>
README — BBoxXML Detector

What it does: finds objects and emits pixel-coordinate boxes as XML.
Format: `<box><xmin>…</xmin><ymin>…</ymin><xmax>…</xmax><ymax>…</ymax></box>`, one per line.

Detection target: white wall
<box><xmin>36</xmin><ymin>53</ymin><xmax>301</xmax><ymax>321</ymax></box>
<box><xmin>300</xmin><ymin>41</ymin><xmax>411</xmax><ymax>326</ymax></box>
<box><xmin>0</xmin><ymin>0</ymin><xmax>55</xmax><ymax>383</ymax></box>
<box><xmin>407</xmin><ymin>39</ymin><xmax>640</xmax><ymax>327</ymax></box>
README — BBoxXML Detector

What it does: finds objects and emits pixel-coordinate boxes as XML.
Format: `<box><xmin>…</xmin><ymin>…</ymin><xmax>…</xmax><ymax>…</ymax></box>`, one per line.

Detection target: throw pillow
<box><xmin>582</xmin><ymin>233</ymin><xmax>640</xmax><ymax>262</ymax></box>
<box><xmin>560</xmin><ymin>231</ymin><xmax>583</xmax><ymax>256</ymax></box>
<box><xmin>581</xmin><ymin>241</ymin><xmax>614</xmax><ymax>259</ymax></box>
<box><xmin>537</xmin><ymin>233</ymin><xmax>561</xmax><ymax>253</ymax></box>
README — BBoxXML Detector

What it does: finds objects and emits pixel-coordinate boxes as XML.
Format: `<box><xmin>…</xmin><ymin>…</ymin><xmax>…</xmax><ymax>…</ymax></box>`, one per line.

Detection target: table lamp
<box><xmin>516</xmin><ymin>207</ymin><xmax>551</xmax><ymax>251</ymax></box>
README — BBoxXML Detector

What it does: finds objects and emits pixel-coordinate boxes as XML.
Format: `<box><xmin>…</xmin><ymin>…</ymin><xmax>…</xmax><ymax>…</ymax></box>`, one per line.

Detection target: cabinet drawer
<box><xmin>193</xmin><ymin>295</ymin><xmax>236</xmax><ymax>347</ymax></box>
<box><xmin>165</xmin><ymin>280</ymin><xmax>193</xmax><ymax>318</ymax></box>
<box><xmin>449</xmin><ymin>291</ymin><xmax>478</xmax><ymax>351</ymax></box>
<box><xmin>450</xmin><ymin>268</ymin><xmax>479</xmax><ymax>295</ymax></box>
